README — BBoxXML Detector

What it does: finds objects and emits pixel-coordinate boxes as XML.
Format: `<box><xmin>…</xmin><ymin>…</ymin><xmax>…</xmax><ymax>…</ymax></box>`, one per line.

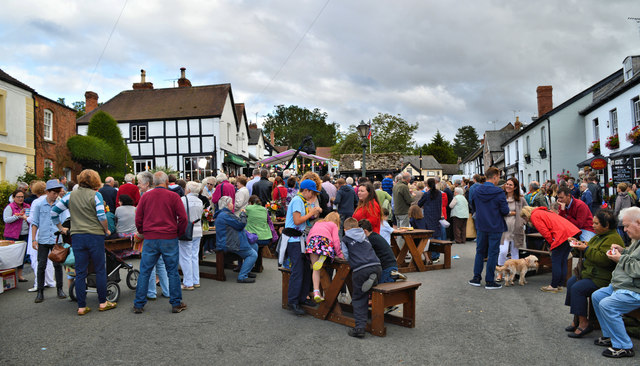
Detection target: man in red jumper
<box><xmin>133</xmin><ymin>171</ymin><xmax>188</xmax><ymax>314</ymax></box>
<box><xmin>116</xmin><ymin>173</ymin><xmax>141</xmax><ymax>207</ymax></box>
<box><xmin>557</xmin><ymin>186</ymin><xmax>595</xmax><ymax>242</ymax></box>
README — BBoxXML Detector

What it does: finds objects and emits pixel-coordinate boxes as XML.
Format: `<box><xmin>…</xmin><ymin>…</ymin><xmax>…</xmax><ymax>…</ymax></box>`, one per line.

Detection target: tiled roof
<box><xmin>403</xmin><ymin>155</ymin><xmax>442</xmax><ymax>170</ymax></box>
<box><xmin>77</xmin><ymin>84</ymin><xmax>233</xmax><ymax>123</ymax></box>
<box><xmin>248</xmin><ymin>128</ymin><xmax>263</xmax><ymax>145</ymax></box>
<box><xmin>440</xmin><ymin>163</ymin><xmax>460</xmax><ymax>175</ymax></box>
<box><xmin>0</xmin><ymin>68</ymin><xmax>35</xmax><ymax>92</ymax></box>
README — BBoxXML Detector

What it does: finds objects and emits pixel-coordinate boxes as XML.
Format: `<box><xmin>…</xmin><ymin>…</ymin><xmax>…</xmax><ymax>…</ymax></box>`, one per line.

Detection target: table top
<box><xmin>203</xmin><ymin>229</ymin><xmax>217</xmax><ymax>236</ymax></box>
<box><xmin>392</xmin><ymin>229</ymin><xmax>434</xmax><ymax>236</ymax></box>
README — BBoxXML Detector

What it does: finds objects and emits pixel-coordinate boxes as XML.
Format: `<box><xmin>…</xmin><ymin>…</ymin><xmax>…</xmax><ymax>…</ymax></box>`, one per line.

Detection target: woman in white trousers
<box><xmin>179</xmin><ymin>181</ymin><xmax>204</xmax><ymax>290</ymax></box>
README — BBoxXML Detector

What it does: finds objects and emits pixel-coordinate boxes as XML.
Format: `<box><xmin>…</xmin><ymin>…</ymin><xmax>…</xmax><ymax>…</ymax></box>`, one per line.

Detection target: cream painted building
<box><xmin>0</xmin><ymin>69</ymin><xmax>35</xmax><ymax>181</ymax></box>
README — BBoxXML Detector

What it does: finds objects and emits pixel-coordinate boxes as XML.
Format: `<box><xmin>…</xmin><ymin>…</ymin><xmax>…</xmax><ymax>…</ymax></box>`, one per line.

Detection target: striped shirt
<box><xmin>51</xmin><ymin>191</ymin><xmax>107</xmax><ymax>225</ymax></box>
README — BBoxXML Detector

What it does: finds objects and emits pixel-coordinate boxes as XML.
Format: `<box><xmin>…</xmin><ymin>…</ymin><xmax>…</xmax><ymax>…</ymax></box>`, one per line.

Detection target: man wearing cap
<box><xmin>31</xmin><ymin>179</ymin><xmax>66</xmax><ymax>303</ymax></box>
<box><xmin>282</xmin><ymin>179</ymin><xmax>323</xmax><ymax>315</ymax></box>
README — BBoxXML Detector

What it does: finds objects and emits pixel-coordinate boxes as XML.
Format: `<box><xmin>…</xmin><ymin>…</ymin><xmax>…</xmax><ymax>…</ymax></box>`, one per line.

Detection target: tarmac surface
<box><xmin>1</xmin><ymin>241</ymin><xmax>638</xmax><ymax>365</ymax></box>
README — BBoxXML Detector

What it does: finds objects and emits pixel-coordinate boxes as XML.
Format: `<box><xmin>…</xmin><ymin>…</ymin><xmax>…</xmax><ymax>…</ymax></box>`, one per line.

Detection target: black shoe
<box><xmin>567</xmin><ymin>325</ymin><xmax>593</xmax><ymax>338</ymax></box>
<box><xmin>34</xmin><ymin>289</ymin><xmax>44</xmax><ymax>303</ymax></box>
<box><xmin>287</xmin><ymin>303</ymin><xmax>305</xmax><ymax>316</ymax></box>
<box><xmin>237</xmin><ymin>277</ymin><xmax>255</xmax><ymax>283</ymax></box>
<box><xmin>468</xmin><ymin>278</ymin><xmax>482</xmax><ymax>287</ymax></box>
<box><xmin>602</xmin><ymin>347</ymin><xmax>634</xmax><ymax>358</ymax></box>
<box><xmin>594</xmin><ymin>337</ymin><xmax>612</xmax><ymax>347</ymax></box>
<box><xmin>348</xmin><ymin>327</ymin><xmax>365</xmax><ymax>338</ymax></box>
<box><xmin>247</xmin><ymin>272</ymin><xmax>257</xmax><ymax>278</ymax></box>
<box><xmin>57</xmin><ymin>288</ymin><xmax>67</xmax><ymax>299</ymax></box>
<box><xmin>133</xmin><ymin>307</ymin><xmax>144</xmax><ymax>314</ymax></box>
<box><xmin>302</xmin><ymin>298</ymin><xmax>317</xmax><ymax>307</ymax></box>
<box><xmin>18</xmin><ymin>278</ymin><xmax>28</xmax><ymax>283</ymax></box>
<box><xmin>565</xmin><ymin>324</ymin><xmax>577</xmax><ymax>332</ymax></box>
<box><xmin>172</xmin><ymin>302</ymin><xmax>187</xmax><ymax>313</ymax></box>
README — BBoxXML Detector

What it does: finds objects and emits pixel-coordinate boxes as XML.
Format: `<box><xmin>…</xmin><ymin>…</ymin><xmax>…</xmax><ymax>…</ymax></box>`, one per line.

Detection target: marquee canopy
<box><xmin>257</xmin><ymin>149</ymin><xmax>328</xmax><ymax>166</ymax></box>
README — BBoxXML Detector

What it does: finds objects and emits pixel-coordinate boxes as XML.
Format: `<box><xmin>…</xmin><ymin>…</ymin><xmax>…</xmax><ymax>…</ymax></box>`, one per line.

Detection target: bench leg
<box><xmin>281</xmin><ymin>271</ymin><xmax>290</xmax><ymax>309</ymax></box>
<box><xmin>370</xmin><ymin>292</ymin><xmax>386</xmax><ymax>337</ymax></box>
<box><xmin>443</xmin><ymin>244</ymin><xmax>452</xmax><ymax>269</ymax></box>
<box><xmin>216</xmin><ymin>251</ymin><xmax>226</xmax><ymax>281</ymax></box>
<box><xmin>403</xmin><ymin>290</ymin><xmax>417</xmax><ymax>328</ymax></box>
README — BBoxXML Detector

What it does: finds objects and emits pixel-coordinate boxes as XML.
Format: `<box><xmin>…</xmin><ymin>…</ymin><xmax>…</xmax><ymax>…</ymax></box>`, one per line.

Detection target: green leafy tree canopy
<box><xmin>453</xmin><ymin>125</ymin><xmax>480</xmax><ymax>159</ymax></box>
<box><xmin>67</xmin><ymin>111</ymin><xmax>132</xmax><ymax>181</ymax></box>
<box><xmin>263</xmin><ymin>105</ymin><xmax>340</xmax><ymax>148</ymax></box>
<box><xmin>422</xmin><ymin>130</ymin><xmax>457</xmax><ymax>164</ymax></box>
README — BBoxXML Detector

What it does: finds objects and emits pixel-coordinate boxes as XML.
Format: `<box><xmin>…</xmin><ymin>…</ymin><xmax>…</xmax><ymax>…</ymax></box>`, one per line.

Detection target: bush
<box><xmin>0</xmin><ymin>181</ymin><xmax>17</xmax><ymax>237</ymax></box>
<box><xmin>15</xmin><ymin>166</ymin><xmax>38</xmax><ymax>185</ymax></box>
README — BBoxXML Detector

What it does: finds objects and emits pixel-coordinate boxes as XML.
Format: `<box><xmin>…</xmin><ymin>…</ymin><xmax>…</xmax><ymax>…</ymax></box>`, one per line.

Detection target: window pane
<box><xmin>131</xmin><ymin>126</ymin><xmax>138</xmax><ymax>141</ymax></box>
<box><xmin>139</xmin><ymin>126</ymin><xmax>147</xmax><ymax>141</ymax></box>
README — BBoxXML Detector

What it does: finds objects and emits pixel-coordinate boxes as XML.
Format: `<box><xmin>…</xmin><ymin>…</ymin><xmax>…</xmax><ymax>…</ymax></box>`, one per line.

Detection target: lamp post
<box><xmin>356</xmin><ymin>122</ymin><xmax>369</xmax><ymax>178</ymax></box>
<box><xmin>419</xmin><ymin>148</ymin><xmax>423</xmax><ymax>181</ymax></box>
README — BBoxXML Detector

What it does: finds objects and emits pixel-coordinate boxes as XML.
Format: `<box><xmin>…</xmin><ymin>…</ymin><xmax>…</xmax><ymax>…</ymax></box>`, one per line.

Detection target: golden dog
<box><xmin>495</xmin><ymin>255</ymin><xmax>539</xmax><ymax>286</ymax></box>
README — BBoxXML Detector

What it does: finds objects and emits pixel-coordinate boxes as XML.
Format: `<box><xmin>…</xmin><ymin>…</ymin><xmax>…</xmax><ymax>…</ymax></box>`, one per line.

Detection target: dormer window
<box><xmin>624</xmin><ymin>56</ymin><xmax>634</xmax><ymax>82</ymax></box>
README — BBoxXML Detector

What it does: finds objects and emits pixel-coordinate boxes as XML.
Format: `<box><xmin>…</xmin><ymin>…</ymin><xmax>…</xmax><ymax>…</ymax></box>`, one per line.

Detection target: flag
<box><xmin>367</xmin><ymin>124</ymin><xmax>372</xmax><ymax>140</ymax></box>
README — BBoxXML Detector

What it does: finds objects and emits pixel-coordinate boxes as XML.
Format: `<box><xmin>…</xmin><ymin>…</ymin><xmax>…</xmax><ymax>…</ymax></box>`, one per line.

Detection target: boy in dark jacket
<box><xmin>358</xmin><ymin>219</ymin><xmax>406</xmax><ymax>283</ymax></box>
<box><xmin>334</xmin><ymin>178</ymin><xmax>358</xmax><ymax>232</ymax></box>
<box><xmin>341</xmin><ymin>218</ymin><xmax>382</xmax><ymax>338</ymax></box>
<box><xmin>469</xmin><ymin>167</ymin><xmax>509</xmax><ymax>290</ymax></box>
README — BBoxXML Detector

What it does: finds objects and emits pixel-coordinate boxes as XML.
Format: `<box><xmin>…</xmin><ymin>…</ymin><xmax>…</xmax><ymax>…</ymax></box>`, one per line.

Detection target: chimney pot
<box><xmin>140</xmin><ymin>69</ymin><xmax>146</xmax><ymax>83</ymax></box>
<box><xmin>132</xmin><ymin>69</ymin><xmax>154</xmax><ymax>90</ymax></box>
<box><xmin>536</xmin><ymin>85</ymin><xmax>553</xmax><ymax>117</ymax></box>
<box><xmin>85</xmin><ymin>91</ymin><xmax>98</xmax><ymax>114</ymax></box>
<box><xmin>178</xmin><ymin>67</ymin><xmax>192</xmax><ymax>88</ymax></box>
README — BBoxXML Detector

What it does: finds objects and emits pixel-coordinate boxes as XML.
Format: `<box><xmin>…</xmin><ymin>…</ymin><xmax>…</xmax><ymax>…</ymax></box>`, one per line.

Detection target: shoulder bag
<box><xmin>48</xmin><ymin>233</ymin><xmax>70</xmax><ymax>263</ymax></box>
<box><xmin>179</xmin><ymin>196</ymin><xmax>194</xmax><ymax>241</ymax></box>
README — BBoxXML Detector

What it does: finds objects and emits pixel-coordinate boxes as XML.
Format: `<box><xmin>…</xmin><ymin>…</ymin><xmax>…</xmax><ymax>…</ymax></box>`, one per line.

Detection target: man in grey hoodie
<box><xmin>341</xmin><ymin>217</ymin><xmax>382</xmax><ymax>338</ymax></box>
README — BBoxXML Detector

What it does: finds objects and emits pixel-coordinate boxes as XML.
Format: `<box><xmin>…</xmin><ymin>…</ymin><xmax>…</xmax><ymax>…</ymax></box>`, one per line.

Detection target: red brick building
<box><xmin>34</xmin><ymin>95</ymin><xmax>79</xmax><ymax>180</ymax></box>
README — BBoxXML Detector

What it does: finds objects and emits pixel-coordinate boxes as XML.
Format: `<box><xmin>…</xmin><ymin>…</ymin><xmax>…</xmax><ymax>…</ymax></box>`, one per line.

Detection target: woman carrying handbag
<box><xmin>178</xmin><ymin>181</ymin><xmax>204</xmax><ymax>290</ymax></box>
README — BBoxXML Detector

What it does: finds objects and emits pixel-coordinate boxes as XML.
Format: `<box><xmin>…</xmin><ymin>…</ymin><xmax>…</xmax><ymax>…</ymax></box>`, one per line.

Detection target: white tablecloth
<box><xmin>0</xmin><ymin>241</ymin><xmax>27</xmax><ymax>270</ymax></box>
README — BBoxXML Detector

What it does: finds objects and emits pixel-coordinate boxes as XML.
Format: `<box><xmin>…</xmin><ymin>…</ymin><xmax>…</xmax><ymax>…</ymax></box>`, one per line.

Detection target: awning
<box><xmin>224</xmin><ymin>152</ymin><xmax>247</xmax><ymax>167</ymax></box>
<box><xmin>609</xmin><ymin>143</ymin><xmax>640</xmax><ymax>159</ymax></box>
<box><xmin>257</xmin><ymin>149</ymin><xmax>328</xmax><ymax>166</ymax></box>
<box><xmin>576</xmin><ymin>154</ymin><xmax>607</xmax><ymax>168</ymax></box>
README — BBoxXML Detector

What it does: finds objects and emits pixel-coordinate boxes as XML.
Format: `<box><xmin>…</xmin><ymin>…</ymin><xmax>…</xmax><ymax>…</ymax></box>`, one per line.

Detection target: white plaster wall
<box><xmin>3</xmin><ymin>151</ymin><xmax>27</xmax><ymax>182</ymax></box>
<box><xmin>0</xmin><ymin>80</ymin><xmax>30</xmax><ymax>147</ymax></box>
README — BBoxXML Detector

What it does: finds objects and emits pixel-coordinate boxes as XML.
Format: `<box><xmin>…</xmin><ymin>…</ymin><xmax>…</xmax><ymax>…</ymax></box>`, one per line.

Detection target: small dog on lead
<box><xmin>495</xmin><ymin>255</ymin><xmax>539</xmax><ymax>286</ymax></box>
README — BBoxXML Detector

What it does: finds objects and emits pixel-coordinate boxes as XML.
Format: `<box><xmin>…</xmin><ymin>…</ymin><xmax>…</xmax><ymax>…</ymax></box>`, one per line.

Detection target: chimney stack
<box><xmin>270</xmin><ymin>130</ymin><xmax>275</xmax><ymax>146</ymax></box>
<box><xmin>85</xmin><ymin>91</ymin><xmax>98</xmax><ymax>114</ymax></box>
<box><xmin>249</xmin><ymin>123</ymin><xmax>258</xmax><ymax>129</ymax></box>
<box><xmin>514</xmin><ymin>116</ymin><xmax>522</xmax><ymax>130</ymax></box>
<box><xmin>178</xmin><ymin>67</ymin><xmax>192</xmax><ymax>88</ymax></box>
<box><xmin>132</xmin><ymin>69</ymin><xmax>154</xmax><ymax>90</ymax></box>
<box><xmin>536</xmin><ymin>85</ymin><xmax>553</xmax><ymax>117</ymax></box>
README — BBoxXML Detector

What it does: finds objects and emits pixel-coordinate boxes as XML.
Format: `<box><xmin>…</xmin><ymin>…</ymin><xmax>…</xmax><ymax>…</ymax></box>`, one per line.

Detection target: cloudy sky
<box><xmin>2</xmin><ymin>0</ymin><xmax>640</xmax><ymax>146</ymax></box>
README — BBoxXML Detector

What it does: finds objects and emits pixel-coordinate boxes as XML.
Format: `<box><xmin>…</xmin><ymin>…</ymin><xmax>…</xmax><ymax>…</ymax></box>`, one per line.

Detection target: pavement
<box><xmin>1</xmin><ymin>241</ymin><xmax>638</xmax><ymax>365</ymax></box>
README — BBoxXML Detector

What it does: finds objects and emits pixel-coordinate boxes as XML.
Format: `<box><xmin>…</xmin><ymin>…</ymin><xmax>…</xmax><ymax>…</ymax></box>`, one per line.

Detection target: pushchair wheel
<box><xmin>126</xmin><ymin>269</ymin><xmax>140</xmax><ymax>290</ymax></box>
<box><xmin>69</xmin><ymin>279</ymin><xmax>77</xmax><ymax>302</ymax></box>
<box><xmin>106</xmin><ymin>282</ymin><xmax>120</xmax><ymax>303</ymax></box>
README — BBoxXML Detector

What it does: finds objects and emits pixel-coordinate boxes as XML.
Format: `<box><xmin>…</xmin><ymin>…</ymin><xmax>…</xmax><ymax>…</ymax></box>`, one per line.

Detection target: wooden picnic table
<box><xmin>279</xmin><ymin>258</ymin><xmax>421</xmax><ymax>336</ymax></box>
<box><xmin>522</xmin><ymin>233</ymin><xmax>572</xmax><ymax>282</ymax></box>
<box><xmin>390</xmin><ymin>229</ymin><xmax>452</xmax><ymax>272</ymax></box>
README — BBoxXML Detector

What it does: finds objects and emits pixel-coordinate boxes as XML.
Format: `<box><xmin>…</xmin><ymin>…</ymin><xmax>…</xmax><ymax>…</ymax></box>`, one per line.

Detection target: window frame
<box><xmin>593</xmin><ymin>118</ymin><xmax>599</xmax><ymax>141</ymax></box>
<box><xmin>43</xmin><ymin>159</ymin><xmax>53</xmax><ymax>171</ymax></box>
<box><xmin>43</xmin><ymin>109</ymin><xmax>53</xmax><ymax>141</ymax></box>
<box><xmin>610</xmin><ymin>108</ymin><xmax>618</xmax><ymax>135</ymax></box>
<box><xmin>633</xmin><ymin>97</ymin><xmax>640</xmax><ymax>127</ymax></box>
<box><xmin>131</xmin><ymin>124</ymin><xmax>148</xmax><ymax>142</ymax></box>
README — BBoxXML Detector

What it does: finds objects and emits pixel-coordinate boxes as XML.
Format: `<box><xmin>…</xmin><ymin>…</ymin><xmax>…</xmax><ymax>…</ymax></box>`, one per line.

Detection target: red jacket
<box><xmin>441</xmin><ymin>192</ymin><xmax>448</xmax><ymax>219</ymax></box>
<box><xmin>530</xmin><ymin>207</ymin><xmax>580</xmax><ymax>250</ymax></box>
<box><xmin>353</xmin><ymin>199</ymin><xmax>382</xmax><ymax>233</ymax></box>
<box><xmin>135</xmin><ymin>187</ymin><xmax>188</xmax><ymax>240</ymax></box>
<box><xmin>116</xmin><ymin>183</ymin><xmax>141</xmax><ymax>207</ymax></box>
<box><xmin>558</xmin><ymin>197</ymin><xmax>594</xmax><ymax>233</ymax></box>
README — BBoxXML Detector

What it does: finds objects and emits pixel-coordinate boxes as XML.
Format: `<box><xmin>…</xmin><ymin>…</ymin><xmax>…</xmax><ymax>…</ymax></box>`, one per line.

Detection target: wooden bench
<box><xmin>279</xmin><ymin>263</ymin><xmax>422</xmax><ymax>337</ymax></box>
<box><xmin>519</xmin><ymin>248</ymin><xmax>573</xmax><ymax>283</ymax></box>
<box><xmin>424</xmin><ymin>239</ymin><xmax>453</xmax><ymax>271</ymax></box>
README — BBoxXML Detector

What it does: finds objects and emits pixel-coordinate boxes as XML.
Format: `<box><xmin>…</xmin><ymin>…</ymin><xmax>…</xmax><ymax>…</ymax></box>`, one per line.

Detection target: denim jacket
<box><xmin>30</xmin><ymin>196</ymin><xmax>58</xmax><ymax>244</ymax></box>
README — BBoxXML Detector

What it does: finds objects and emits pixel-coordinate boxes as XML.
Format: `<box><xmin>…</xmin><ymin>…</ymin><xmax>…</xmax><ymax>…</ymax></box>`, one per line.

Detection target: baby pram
<box><xmin>59</xmin><ymin>219</ymin><xmax>139</xmax><ymax>303</ymax></box>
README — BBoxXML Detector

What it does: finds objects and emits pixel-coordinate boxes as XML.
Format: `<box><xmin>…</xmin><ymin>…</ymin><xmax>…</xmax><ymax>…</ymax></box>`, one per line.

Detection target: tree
<box><xmin>453</xmin><ymin>125</ymin><xmax>480</xmax><ymax>159</ymax></box>
<box><xmin>67</xmin><ymin>111</ymin><xmax>133</xmax><ymax>181</ymax></box>
<box><xmin>330</xmin><ymin>125</ymin><xmax>361</xmax><ymax>158</ymax></box>
<box><xmin>262</xmin><ymin>105</ymin><xmax>340</xmax><ymax>148</ymax></box>
<box><xmin>72</xmin><ymin>101</ymin><xmax>86</xmax><ymax>118</ymax></box>
<box><xmin>423</xmin><ymin>130</ymin><xmax>457</xmax><ymax>164</ymax></box>
<box><xmin>369</xmin><ymin>113</ymin><xmax>418</xmax><ymax>154</ymax></box>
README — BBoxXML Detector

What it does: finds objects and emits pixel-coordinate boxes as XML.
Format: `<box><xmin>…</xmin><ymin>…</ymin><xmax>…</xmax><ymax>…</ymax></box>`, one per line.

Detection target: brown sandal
<box><xmin>77</xmin><ymin>307</ymin><xmax>91</xmax><ymax>316</ymax></box>
<box><xmin>99</xmin><ymin>301</ymin><xmax>117</xmax><ymax>311</ymax></box>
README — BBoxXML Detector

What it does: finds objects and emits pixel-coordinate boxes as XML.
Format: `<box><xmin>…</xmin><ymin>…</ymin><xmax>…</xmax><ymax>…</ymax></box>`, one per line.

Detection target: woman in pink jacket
<box><xmin>521</xmin><ymin>206</ymin><xmax>581</xmax><ymax>293</ymax></box>
<box><xmin>305</xmin><ymin>212</ymin><xmax>342</xmax><ymax>302</ymax></box>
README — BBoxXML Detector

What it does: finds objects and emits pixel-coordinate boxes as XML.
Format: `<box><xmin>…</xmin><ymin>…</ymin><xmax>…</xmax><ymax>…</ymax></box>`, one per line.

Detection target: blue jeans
<box><xmin>147</xmin><ymin>257</ymin><xmax>169</xmax><ymax>298</ymax></box>
<box><xmin>134</xmin><ymin>238</ymin><xmax>182</xmax><ymax>308</ymax></box>
<box><xmin>551</xmin><ymin>241</ymin><xmax>570</xmax><ymax>288</ymax></box>
<box><xmin>286</xmin><ymin>240</ymin><xmax>311</xmax><ymax>305</ymax></box>
<box><xmin>592</xmin><ymin>284</ymin><xmax>640</xmax><ymax>350</ymax></box>
<box><xmin>564</xmin><ymin>275</ymin><xmax>598</xmax><ymax>316</ymax></box>
<box><xmin>72</xmin><ymin>234</ymin><xmax>107</xmax><ymax>308</ymax></box>
<box><xmin>379</xmin><ymin>266</ymin><xmax>398</xmax><ymax>283</ymax></box>
<box><xmin>232</xmin><ymin>243</ymin><xmax>258</xmax><ymax>280</ymax></box>
<box><xmin>473</xmin><ymin>230</ymin><xmax>502</xmax><ymax>283</ymax></box>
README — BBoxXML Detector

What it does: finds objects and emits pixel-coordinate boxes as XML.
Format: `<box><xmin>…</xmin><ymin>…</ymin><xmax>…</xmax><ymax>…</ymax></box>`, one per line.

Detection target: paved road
<box><xmin>1</xmin><ymin>242</ymin><xmax>637</xmax><ymax>365</ymax></box>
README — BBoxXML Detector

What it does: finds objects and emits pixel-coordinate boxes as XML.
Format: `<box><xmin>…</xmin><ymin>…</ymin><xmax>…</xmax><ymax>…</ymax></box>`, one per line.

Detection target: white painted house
<box><xmin>579</xmin><ymin>55</ymin><xmax>640</xmax><ymax>186</ymax></box>
<box><xmin>0</xmin><ymin>69</ymin><xmax>35</xmax><ymax>181</ymax></box>
<box><xmin>77</xmin><ymin>69</ymin><xmax>251</xmax><ymax>180</ymax></box>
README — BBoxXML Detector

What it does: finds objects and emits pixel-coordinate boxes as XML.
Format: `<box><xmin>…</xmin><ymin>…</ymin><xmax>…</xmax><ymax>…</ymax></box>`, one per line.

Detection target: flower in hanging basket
<box><xmin>539</xmin><ymin>147</ymin><xmax>546</xmax><ymax>153</ymax></box>
<box><xmin>605</xmin><ymin>134</ymin><xmax>619</xmax><ymax>149</ymax></box>
<box><xmin>587</xmin><ymin>140</ymin><xmax>600</xmax><ymax>154</ymax></box>
<box><xmin>524</xmin><ymin>153</ymin><xmax>531</xmax><ymax>158</ymax></box>
<box><xmin>627</xmin><ymin>125</ymin><xmax>640</xmax><ymax>144</ymax></box>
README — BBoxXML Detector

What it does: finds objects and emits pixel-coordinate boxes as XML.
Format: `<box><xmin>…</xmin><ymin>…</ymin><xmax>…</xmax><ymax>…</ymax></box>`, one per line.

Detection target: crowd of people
<box><xmin>4</xmin><ymin>165</ymin><xmax>640</xmax><ymax>350</ymax></box>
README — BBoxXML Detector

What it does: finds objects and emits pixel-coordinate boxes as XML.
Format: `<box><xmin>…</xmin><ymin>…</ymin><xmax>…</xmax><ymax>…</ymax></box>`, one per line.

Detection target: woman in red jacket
<box><xmin>352</xmin><ymin>182</ymin><xmax>382</xmax><ymax>233</ymax></box>
<box><xmin>520</xmin><ymin>206</ymin><xmax>581</xmax><ymax>293</ymax></box>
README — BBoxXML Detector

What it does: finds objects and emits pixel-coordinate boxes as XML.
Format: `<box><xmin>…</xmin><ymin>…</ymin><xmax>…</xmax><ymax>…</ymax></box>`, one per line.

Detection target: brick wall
<box><xmin>34</xmin><ymin>95</ymin><xmax>80</xmax><ymax>180</ymax></box>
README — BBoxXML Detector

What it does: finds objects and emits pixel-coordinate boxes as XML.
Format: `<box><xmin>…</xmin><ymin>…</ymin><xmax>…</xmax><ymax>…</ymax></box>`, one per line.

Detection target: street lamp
<box><xmin>356</xmin><ymin>122</ymin><xmax>369</xmax><ymax>177</ymax></box>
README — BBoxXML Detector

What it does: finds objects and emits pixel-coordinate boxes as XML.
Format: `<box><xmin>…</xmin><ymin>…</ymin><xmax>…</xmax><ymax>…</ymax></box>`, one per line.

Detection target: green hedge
<box><xmin>0</xmin><ymin>181</ymin><xmax>17</xmax><ymax>237</ymax></box>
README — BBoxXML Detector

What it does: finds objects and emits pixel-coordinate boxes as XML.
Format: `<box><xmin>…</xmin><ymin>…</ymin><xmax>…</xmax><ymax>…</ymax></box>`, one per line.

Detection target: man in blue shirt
<box><xmin>31</xmin><ymin>179</ymin><xmax>66</xmax><ymax>303</ymax></box>
<box><xmin>284</xmin><ymin>179</ymin><xmax>323</xmax><ymax>316</ymax></box>
<box><xmin>468</xmin><ymin>168</ymin><xmax>509</xmax><ymax>290</ymax></box>
<box><xmin>381</xmin><ymin>172</ymin><xmax>394</xmax><ymax>196</ymax></box>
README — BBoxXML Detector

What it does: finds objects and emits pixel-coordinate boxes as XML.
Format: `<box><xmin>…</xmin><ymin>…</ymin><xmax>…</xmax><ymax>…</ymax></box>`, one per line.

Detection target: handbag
<box><xmin>245</xmin><ymin>230</ymin><xmax>258</xmax><ymax>244</ymax></box>
<box><xmin>179</xmin><ymin>196</ymin><xmax>194</xmax><ymax>241</ymax></box>
<box><xmin>267</xmin><ymin>214</ymin><xmax>279</xmax><ymax>243</ymax></box>
<box><xmin>48</xmin><ymin>242</ymin><xmax>70</xmax><ymax>263</ymax></box>
<box><xmin>63</xmin><ymin>245</ymin><xmax>75</xmax><ymax>267</ymax></box>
